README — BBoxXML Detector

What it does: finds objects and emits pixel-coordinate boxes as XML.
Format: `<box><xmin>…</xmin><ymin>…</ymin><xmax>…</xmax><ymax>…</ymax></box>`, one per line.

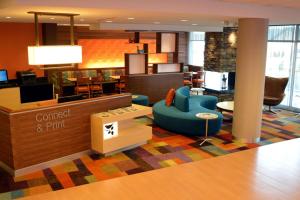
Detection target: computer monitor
<box><xmin>0</xmin><ymin>69</ymin><xmax>8</xmax><ymax>83</ymax></box>
<box><xmin>204</xmin><ymin>71</ymin><xmax>229</xmax><ymax>89</ymax></box>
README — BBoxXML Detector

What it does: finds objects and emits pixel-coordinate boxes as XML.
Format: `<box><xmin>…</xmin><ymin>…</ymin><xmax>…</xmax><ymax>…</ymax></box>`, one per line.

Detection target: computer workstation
<box><xmin>0</xmin><ymin>69</ymin><xmax>17</xmax><ymax>88</ymax></box>
<box><xmin>203</xmin><ymin>71</ymin><xmax>235</xmax><ymax>101</ymax></box>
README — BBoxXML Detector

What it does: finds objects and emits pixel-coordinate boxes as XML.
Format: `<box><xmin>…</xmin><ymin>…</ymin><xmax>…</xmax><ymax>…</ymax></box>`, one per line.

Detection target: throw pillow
<box><xmin>165</xmin><ymin>88</ymin><xmax>176</xmax><ymax>106</ymax></box>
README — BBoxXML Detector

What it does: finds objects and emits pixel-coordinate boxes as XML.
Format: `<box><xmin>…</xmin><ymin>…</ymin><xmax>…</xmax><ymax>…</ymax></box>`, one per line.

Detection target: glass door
<box><xmin>265</xmin><ymin>42</ymin><xmax>294</xmax><ymax>106</ymax></box>
<box><xmin>266</xmin><ymin>25</ymin><xmax>300</xmax><ymax>112</ymax></box>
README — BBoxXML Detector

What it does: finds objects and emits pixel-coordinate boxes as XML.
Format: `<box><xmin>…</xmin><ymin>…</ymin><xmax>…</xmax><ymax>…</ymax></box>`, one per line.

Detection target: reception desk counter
<box><xmin>0</xmin><ymin>93</ymin><xmax>132</xmax><ymax>176</ymax></box>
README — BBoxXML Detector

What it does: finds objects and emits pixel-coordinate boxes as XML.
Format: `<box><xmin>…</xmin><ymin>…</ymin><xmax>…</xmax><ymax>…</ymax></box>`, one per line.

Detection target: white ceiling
<box><xmin>219</xmin><ymin>0</ymin><xmax>300</xmax><ymax>9</ymax></box>
<box><xmin>1</xmin><ymin>0</ymin><xmax>300</xmax><ymax>31</ymax></box>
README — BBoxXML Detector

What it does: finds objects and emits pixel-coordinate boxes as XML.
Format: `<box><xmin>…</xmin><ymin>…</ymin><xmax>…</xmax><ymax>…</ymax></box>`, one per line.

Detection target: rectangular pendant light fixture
<box><xmin>27</xmin><ymin>11</ymin><xmax>82</xmax><ymax>69</ymax></box>
<box><xmin>28</xmin><ymin>45</ymin><xmax>82</xmax><ymax>65</ymax></box>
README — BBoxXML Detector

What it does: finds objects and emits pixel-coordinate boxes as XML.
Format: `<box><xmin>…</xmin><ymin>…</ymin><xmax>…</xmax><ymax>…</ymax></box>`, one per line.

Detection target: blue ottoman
<box><xmin>132</xmin><ymin>94</ymin><xmax>149</xmax><ymax>106</ymax></box>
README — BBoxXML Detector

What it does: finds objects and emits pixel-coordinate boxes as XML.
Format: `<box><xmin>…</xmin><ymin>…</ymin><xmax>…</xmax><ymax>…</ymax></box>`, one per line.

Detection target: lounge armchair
<box><xmin>264</xmin><ymin>76</ymin><xmax>289</xmax><ymax>113</ymax></box>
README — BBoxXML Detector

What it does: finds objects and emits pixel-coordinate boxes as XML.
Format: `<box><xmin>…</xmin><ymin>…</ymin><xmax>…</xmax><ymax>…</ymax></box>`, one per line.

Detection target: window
<box><xmin>188</xmin><ymin>32</ymin><xmax>205</xmax><ymax>66</ymax></box>
<box><xmin>266</xmin><ymin>25</ymin><xmax>300</xmax><ymax>110</ymax></box>
<box><xmin>268</xmin><ymin>25</ymin><xmax>295</xmax><ymax>41</ymax></box>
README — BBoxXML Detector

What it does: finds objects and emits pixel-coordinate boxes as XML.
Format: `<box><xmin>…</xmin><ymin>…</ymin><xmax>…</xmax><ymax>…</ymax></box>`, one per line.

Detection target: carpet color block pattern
<box><xmin>0</xmin><ymin>111</ymin><xmax>300</xmax><ymax>199</ymax></box>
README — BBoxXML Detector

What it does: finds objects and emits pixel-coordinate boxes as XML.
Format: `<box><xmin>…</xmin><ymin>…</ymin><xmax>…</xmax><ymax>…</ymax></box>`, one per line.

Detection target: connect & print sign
<box><xmin>35</xmin><ymin>109</ymin><xmax>71</xmax><ymax>133</ymax></box>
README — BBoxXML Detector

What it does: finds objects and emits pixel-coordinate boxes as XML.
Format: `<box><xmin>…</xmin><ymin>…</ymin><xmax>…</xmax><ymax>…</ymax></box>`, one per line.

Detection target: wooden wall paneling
<box><xmin>140</xmin><ymin>32</ymin><xmax>156</xmax><ymax>40</ymax></box>
<box><xmin>125</xmin><ymin>73</ymin><xmax>184</xmax><ymax>103</ymax></box>
<box><xmin>156</xmin><ymin>32</ymin><xmax>162</xmax><ymax>53</ymax></box>
<box><xmin>0</xmin><ymin>110</ymin><xmax>13</xmax><ymax>169</ymax></box>
<box><xmin>4</xmin><ymin>94</ymin><xmax>131</xmax><ymax>170</ymax></box>
<box><xmin>143</xmin><ymin>43</ymin><xmax>149</xmax><ymax>53</ymax></box>
<box><xmin>42</xmin><ymin>23</ymin><xmax>58</xmax><ymax>45</ymax></box>
<box><xmin>187</xmin><ymin>64</ymin><xmax>203</xmax><ymax>72</ymax></box>
<box><xmin>152</xmin><ymin>64</ymin><xmax>158</xmax><ymax>74</ymax></box>
<box><xmin>180</xmin><ymin>63</ymin><xmax>184</xmax><ymax>72</ymax></box>
<box><xmin>134</xmin><ymin>32</ymin><xmax>140</xmax><ymax>43</ymax></box>
<box><xmin>125</xmin><ymin>54</ymin><xmax>130</xmax><ymax>75</ymax></box>
<box><xmin>173</xmin><ymin>33</ymin><xmax>179</xmax><ymax>63</ymax></box>
<box><xmin>145</xmin><ymin>54</ymin><xmax>149</xmax><ymax>74</ymax></box>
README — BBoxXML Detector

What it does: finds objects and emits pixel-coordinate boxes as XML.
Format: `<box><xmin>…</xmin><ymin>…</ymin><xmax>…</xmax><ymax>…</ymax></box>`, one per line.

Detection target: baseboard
<box><xmin>0</xmin><ymin>150</ymin><xmax>91</xmax><ymax>177</ymax></box>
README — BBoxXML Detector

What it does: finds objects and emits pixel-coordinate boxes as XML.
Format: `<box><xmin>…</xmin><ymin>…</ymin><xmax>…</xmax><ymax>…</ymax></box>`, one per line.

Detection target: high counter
<box><xmin>0</xmin><ymin>93</ymin><xmax>132</xmax><ymax>176</ymax></box>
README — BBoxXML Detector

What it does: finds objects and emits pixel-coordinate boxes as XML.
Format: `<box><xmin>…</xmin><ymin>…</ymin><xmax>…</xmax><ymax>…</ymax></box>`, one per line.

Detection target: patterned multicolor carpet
<box><xmin>0</xmin><ymin>110</ymin><xmax>300</xmax><ymax>200</ymax></box>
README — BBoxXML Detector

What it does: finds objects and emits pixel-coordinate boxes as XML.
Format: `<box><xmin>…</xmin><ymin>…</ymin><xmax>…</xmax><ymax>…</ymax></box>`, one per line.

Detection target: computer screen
<box><xmin>204</xmin><ymin>71</ymin><xmax>228</xmax><ymax>89</ymax></box>
<box><xmin>0</xmin><ymin>69</ymin><xmax>8</xmax><ymax>83</ymax></box>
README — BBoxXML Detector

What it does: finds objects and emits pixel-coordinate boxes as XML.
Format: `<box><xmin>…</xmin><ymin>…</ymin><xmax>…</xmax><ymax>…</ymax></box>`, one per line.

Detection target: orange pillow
<box><xmin>165</xmin><ymin>88</ymin><xmax>175</xmax><ymax>106</ymax></box>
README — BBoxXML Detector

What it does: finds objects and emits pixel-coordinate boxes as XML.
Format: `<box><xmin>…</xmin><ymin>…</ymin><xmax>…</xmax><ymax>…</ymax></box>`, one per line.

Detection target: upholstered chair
<box><xmin>183</xmin><ymin>72</ymin><xmax>193</xmax><ymax>87</ymax></box>
<box><xmin>90</xmin><ymin>76</ymin><xmax>103</xmax><ymax>97</ymax></box>
<box><xmin>75</xmin><ymin>77</ymin><xmax>91</xmax><ymax>98</ymax></box>
<box><xmin>264</xmin><ymin>76</ymin><xmax>289</xmax><ymax>113</ymax></box>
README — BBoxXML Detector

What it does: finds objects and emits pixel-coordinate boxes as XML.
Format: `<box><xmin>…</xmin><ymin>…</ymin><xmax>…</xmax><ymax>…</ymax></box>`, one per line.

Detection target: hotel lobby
<box><xmin>0</xmin><ymin>0</ymin><xmax>300</xmax><ymax>199</ymax></box>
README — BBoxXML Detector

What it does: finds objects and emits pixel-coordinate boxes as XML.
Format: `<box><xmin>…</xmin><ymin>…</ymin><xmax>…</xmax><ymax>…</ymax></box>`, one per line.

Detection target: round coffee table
<box><xmin>216</xmin><ymin>101</ymin><xmax>234</xmax><ymax>121</ymax></box>
<box><xmin>195</xmin><ymin>113</ymin><xmax>218</xmax><ymax>145</ymax></box>
<box><xmin>217</xmin><ymin>101</ymin><xmax>234</xmax><ymax>112</ymax></box>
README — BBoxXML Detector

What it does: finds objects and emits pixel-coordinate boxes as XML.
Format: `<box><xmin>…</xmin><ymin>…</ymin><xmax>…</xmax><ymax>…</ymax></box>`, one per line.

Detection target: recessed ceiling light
<box><xmin>180</xmin><ymin>19</ymin><xmax>188</xmax><ymax>22</ymax></box>
<box><xmin>5</xmin><ymin>16</ymin><xmax>11</xmax><ymax>19</ymax></box>
<box><xmin>105</xmin><ymin>20</ymin><xmax>113</xmax><ymax>23</ymax></box>
<box><xmin>50</xmin><ymin>17</ymin><xmax>55</xmax><ymax>20</ymax></box>
<box><xmin>192</xmin><ymin>24</ymin><xmax>198</xmax><ymax>26</ymax></box>
<box><xmin>128</xmin><ymin>17</ymin><xmax>135</xmax><ymax>20</ymax></box>
<box><xmin>153</xmin><ymin>22</ymin><xmax>160</xmax><ymax>24</ymax></box>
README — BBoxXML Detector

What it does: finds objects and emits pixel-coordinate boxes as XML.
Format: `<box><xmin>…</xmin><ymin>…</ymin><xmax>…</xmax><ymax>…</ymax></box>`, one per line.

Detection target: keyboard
<box><xmin>0</xmin><ymin>83</ymin><xmax>18</xmax><ymax>89</ymax></box>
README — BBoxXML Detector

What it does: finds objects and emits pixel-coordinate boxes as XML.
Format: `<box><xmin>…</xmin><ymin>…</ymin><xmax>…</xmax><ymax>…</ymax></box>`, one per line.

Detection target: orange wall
<box><xmin>0</xmin><ymin>23</ymin><xmax>44</xmax><ymax>79</ymax></box>
<box><xmin>78</xmin><ymin>39</ymin><xmax>167</xmax><ymax>69</ymax></box>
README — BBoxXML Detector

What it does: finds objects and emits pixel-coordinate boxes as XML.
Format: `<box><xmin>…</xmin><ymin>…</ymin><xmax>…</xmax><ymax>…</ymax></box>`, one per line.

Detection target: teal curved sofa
<box><xmin>153</xmin><ymin>86</ymin><xmax>223</xmax><ymax>136</ymax></box>
<box><xmin>132</xmin><ymin>94</ymin><xmax>149</xmax><ymax>106</ymax></box>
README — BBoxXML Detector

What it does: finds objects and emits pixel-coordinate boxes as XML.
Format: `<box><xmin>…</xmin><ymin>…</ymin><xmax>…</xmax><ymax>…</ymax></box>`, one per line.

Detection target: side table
<box><xmin>195</xmin><ymin>113</ymin><xmax>218</xmax><ymax>145</ymax></box>
<box><xmin>191</xmin><ymin>87</ymin><xmax>204</xmax><ymax>95</ymax></box>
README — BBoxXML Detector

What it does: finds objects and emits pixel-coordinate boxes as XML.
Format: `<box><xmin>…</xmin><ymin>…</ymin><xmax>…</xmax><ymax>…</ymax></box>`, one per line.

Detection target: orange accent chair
<box><xmin>90</xmin><ymin>76</ymin><xmax>103</xmax><ymax>97</ymax></box>
<box><xmin>75</xmin><ymin>77</ymin><xmax>91</xmax><ymax>98</ymax></box>
<box><xmin>192</xmin><ymin>71</ymin><xmax>204</xmax><ymax>88</ymax></box>
<box><xmin>115</xmin><ymin>76</ymin><xmax>126</xmax><ymax>93</ymax></box>
<box><xmin>183</xmin><ymin>72</ymin><xmax>193</xmax><ymax>87</ymax></box>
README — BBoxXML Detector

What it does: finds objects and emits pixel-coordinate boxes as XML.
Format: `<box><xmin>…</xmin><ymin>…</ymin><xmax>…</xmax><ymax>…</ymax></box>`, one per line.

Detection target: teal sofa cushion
<box><xmin>174</xmin><ymin>86</ymin><xmax>190</xmax><ymax>112</ymax></box>
<box><xmin>177</xmin><ymin>86</ymin><xmax>190</xmax><ymax>98</ymax></box>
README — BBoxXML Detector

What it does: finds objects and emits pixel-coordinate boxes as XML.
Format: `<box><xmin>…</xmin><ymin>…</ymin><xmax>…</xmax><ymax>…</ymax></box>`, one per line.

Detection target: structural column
<box><xmin>232</xmin><ymin>18</ymin><xmax>269</xmax><ymax>142</ymax></box>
